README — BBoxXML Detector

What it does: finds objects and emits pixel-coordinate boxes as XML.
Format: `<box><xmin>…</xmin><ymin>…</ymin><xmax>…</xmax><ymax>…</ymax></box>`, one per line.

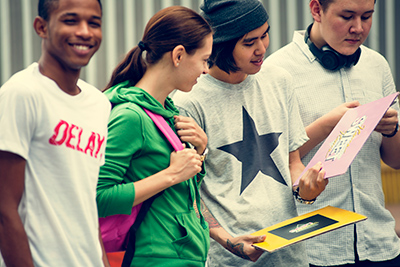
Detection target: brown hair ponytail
<box><xmin>104</xmin><ymin>6</ymin><xmax>212</xmax><ymax>91</ymax></box>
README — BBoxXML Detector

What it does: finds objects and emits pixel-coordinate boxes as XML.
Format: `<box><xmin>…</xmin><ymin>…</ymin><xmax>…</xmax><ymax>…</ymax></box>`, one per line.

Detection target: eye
<box><xmin>361</xmin><ymin>15</ymin><xmax>372</xmax><ymax>20</ymax></box>
<box><xmin>89</xmin><ymin>21</ymin><xmax>101</xmax><ymax>28</ymax></box>
<box><xmin>63</xmin><ymin>19</ymin><xmax>77</xmax><ymax>25</ymax></box>
<box><xmin>342</xmin><ymin>16</ymin><xmax>352</xmax><ymax>20</ymax></box>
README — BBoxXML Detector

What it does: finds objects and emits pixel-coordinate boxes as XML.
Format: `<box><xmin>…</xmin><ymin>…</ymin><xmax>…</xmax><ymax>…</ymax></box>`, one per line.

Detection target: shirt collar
<box><xmin>293</xmin><ymin>30</ymin><xmax>318</xmax><ymax>63</ymax></box>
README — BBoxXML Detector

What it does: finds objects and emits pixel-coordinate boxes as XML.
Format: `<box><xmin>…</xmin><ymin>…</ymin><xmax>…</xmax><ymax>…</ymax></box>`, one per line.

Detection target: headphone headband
<box><xmin>304</xmin><ymin>24</ymin><xmax>360</xmax><ymax>71</ymax></box>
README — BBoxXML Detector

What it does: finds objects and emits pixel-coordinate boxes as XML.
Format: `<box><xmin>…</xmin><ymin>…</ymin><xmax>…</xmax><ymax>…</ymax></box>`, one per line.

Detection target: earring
<box><xmin>176</xmin><ymin>63</ymin><xmax>180</xmax><ymax>67</ymax></box>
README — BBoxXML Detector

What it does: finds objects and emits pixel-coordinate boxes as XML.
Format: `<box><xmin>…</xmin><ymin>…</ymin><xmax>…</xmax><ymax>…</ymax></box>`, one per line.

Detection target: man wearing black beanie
<box><xmin>173</xmin><ymin>0</ymin><xmax>328</xmax><ymax>266</ymax></box>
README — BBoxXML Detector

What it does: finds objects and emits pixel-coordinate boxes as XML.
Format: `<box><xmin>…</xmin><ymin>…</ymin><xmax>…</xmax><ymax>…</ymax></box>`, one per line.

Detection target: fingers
<box><xmin>383</xmin><ymin>107</ymin><xmax>398</xmax><ymax>118</ymax></box>
<box><xmin>169</xmin><ymin>149</ymin><xmax>202</xmax><ymax>184</ymax></box>
<box><xmin>298</xmin><ymin>162</ymin><xmax>327</xmax><ymax>200</ymax></box>
<box><xmin>174</xmin><ymin>116</ymin><xmax>207</xmax><ymax>152</ymax></box>
<box><xmin>227</xmin><ymin>235</ymin><xmax>265</xmax><ymax>262</ymax></box>
<box><xmin>239</xmin><ymin>234</ymin><xmax>266</xmax><ymax>244</ymax></box>
<box><xmin>178</xmin><ymin>148</ymin><xmax>202</xmax><ymax>163</ymax></box>
<box><xmin>245</xmin><ymin>235</ymin><xmax>266</xmax><ymax>262</ymax></box>
<box><xmin>312</xmin><ymin>162</ymin><xmax>327</xmax><ymax>184</ymax></box>
<box><xmin>171</xmin><ymin>147</ymin><xmax>202</xmax><ymax>168</ymax></box>
<box><xmin>306</xmin><ymin>162</ymin><xmax>325</xmax><ymax>182</ymax></box>
<box><xmin>251</xmin><ymin>234</ymin><xmax>266</xmax><ymax>243</ymax></box>
<box><xmin>174</xmin><ymin>115</ymin><xmax>195</xmax><ymax>128</ymax></box>
<box><xmin>375</xmin><ymin>108</ymin><xmax>399</xmax><ymax>134</ymax></box>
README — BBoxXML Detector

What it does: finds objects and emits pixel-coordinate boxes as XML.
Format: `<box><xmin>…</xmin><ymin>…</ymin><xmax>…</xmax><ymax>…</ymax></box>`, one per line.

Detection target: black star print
<box><xmin>217</xmin><ymin>107</ymin><xmax>286</xmax><ymax>195</ymax></box>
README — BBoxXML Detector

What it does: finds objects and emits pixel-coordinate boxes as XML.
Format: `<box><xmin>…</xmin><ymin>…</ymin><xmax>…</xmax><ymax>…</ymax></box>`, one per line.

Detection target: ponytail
<box><xmin>103</xmin><ymin>46</ymin><xmax>146</xmax><ymax>91</ymax></box>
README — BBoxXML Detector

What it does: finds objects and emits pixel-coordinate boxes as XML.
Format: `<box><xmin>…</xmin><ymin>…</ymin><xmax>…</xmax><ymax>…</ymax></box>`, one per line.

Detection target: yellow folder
<box><xmin>251</xmin><ymin>205</ymin><xmax>367</xmax><ymax>252</ymax></box>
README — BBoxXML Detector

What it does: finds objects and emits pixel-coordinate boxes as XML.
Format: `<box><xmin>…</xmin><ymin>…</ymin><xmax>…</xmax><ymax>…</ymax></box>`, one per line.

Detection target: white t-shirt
<box><xmin>0</xmin><ymin>63</ymin><xmax>111</xmax><ymax>267</ymax></box>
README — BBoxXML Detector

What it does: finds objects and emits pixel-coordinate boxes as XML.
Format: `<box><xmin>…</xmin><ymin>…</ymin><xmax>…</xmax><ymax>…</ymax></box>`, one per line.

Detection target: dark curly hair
<box><xmin>38</xmin><ymin>0</ymin><xmax>102</xmax><ymax>21</ymax></box>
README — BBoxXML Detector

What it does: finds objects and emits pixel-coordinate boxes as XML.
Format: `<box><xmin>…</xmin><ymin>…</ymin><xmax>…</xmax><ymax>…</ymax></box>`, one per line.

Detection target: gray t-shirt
<box><xmin>173</xmin><ymin>65</ymin><xmax>309</xmax><ymax>267</ymax></box>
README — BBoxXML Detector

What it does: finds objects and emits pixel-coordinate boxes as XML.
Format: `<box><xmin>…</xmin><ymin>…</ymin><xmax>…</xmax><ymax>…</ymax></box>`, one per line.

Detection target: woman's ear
<box><xmin>310</xmin><ymin>0</ymin><xmax>323</xmax><ymax>23</ymax></box>
<box><xmin>171</xmin><ymin>45</ymin><xmax>185</xmax><ymax>67</ymax></box>
<box><xmin>33</xmin><ymin>16</ymin><xmax>48</xmax><ymax>38</ymax></box>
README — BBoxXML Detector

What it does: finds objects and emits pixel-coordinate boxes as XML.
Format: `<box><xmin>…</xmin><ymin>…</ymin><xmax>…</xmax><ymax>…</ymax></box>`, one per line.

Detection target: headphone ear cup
<box><xmin>319</xmin><ymin>46</ymin><xmax>344</xmax><ymax>71</ymax></box>
<box><xmin>307</xmin><ymin>42</ymin><xmax>343</xmax><ymax>71</ymax></box>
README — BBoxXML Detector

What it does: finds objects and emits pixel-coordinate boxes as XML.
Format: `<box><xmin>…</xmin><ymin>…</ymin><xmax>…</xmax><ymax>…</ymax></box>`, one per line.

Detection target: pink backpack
<box><xmin>99</xmin><ymin>107</ymin><xmax>184</xmax><ymax>253</ymax></box>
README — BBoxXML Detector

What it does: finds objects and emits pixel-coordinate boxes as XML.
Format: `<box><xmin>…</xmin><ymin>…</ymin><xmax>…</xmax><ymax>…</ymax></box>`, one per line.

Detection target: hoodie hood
<box><xmin>104</xmin><ymin>81</ymin><xmax>179</xmax><ymax>120</ymax></box>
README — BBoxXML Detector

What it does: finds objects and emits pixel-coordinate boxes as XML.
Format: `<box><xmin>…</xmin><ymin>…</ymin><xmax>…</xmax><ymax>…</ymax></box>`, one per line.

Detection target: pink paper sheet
<box><xmin>294</xmin><ymin>92</ymin><xmax>399</xmax><ymax>186</ymax></box>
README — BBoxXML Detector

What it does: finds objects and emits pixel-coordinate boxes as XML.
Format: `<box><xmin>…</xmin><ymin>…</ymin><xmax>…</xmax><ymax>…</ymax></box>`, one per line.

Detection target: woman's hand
<box><xmin>168</xmin><ymin>145</ymin><xmax>202</xmax><ymax>184</ymax></box>
<box><xmin>174</xmin><ymin>115</ymin><xmax>207</xmax><ymax>155</ymax></box>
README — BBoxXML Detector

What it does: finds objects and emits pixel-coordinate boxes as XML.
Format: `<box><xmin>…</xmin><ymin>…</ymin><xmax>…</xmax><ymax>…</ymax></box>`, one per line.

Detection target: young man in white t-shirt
<box><xmin>0</xmin><ymin>0</ymin><xmax>111</xmax><ymax>266</ymax></box>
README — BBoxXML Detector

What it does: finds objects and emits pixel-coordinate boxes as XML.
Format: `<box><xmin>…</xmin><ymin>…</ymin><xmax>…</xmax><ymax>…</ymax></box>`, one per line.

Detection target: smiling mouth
<box><xmin>73</xmin><ymin>44</ymin><xmax>91</xmax><ymax>51</ymax></box>
<box><xmin>251</xmin><ymin>58</ymin><xmax>263</xmax><ymax>65</ymax></box>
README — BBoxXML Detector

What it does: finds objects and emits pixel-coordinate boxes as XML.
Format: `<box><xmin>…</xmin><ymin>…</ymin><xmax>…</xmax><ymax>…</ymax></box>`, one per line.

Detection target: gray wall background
<box><xmin>1</xmin><ymin>0</ymin><xmax>399</xmax><ymax>90</ymax></box>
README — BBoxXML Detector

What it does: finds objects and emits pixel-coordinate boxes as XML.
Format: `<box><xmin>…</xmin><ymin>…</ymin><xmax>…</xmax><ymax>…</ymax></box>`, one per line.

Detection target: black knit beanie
<box><xmin>200</xmin><ymin>0</ymin><xmax>269</xmax><ymax>44</ymax></box>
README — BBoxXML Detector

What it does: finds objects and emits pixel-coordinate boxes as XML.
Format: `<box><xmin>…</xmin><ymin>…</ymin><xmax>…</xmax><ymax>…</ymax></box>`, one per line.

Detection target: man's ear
<box><xmin>33</xmin><ymin>16</ymin><xmax>48</xmax><ymax>38</ymax></box>
<box><xmin>171</xmin><ymin>45</ymin><xmax>185</xmax><ymax>67</ymax></box>
<box><xmin>310</xmin><ymin>0</ymin><xmax>323</xmax><ymax>23</ymax></box>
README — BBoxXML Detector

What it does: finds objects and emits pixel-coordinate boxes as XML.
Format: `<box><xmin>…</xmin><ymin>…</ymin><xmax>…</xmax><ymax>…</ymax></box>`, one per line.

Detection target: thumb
<box><xmin>251</xmin><ymin>235</ymin><xmax>266</xmax><ymax>243</ymax></box>
<box><xmin>346</xmin><ymin>100</ymin><xmax>360</xmax><ymax>108</ymax></box>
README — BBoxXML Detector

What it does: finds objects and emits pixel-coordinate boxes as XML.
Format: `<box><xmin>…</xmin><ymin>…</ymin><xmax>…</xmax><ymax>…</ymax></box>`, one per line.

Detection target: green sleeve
<box><xmin>96</xmin><ymin>105</ymin><xmax>145</xmax><ymax>217</ymax></box>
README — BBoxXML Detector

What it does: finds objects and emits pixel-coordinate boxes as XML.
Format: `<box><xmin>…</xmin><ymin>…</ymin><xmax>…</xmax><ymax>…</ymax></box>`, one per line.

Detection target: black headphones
<box><xmin>304</xmin><ymin>24</ymin><xmax>361</xmax><ymax>71</ymax></box>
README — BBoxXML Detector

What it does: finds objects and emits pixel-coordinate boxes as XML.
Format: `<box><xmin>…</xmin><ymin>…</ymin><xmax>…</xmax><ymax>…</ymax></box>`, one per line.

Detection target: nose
<box><xmin>256</xmin><ymin>36</ymin><xmax>268</xmax><ymax>56</ymax></box>
<box><xmin>76</xmin><ymin>22</ymin><xmax>92</xmax><ymax>39</ymax></box>
<box><xmin>350</xmin><ymin>17</ymin><xmax>363</xmax><ymax>34</ymax></box>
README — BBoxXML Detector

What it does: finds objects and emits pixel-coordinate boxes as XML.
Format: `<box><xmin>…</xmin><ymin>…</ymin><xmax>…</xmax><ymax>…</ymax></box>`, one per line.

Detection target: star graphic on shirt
<box><xmin>217</xmin><ymin>107</ymin><xmax>286</xmax><ymax>195</ymax></box>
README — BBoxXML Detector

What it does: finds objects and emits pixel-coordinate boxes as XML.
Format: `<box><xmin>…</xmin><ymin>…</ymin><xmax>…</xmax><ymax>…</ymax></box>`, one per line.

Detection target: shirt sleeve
<box><xmin>0</xmin><ymin>81</ymin><xmax>36</xmax><ymax>159</ymax></box>
<box><xmin>286</xmin><ymin>74</ymin><xmax>309</xmax><ymax>152</ymax></box>
<box><xmin>381</xmin><ymin>58</ymin><xmax>400</xmax><ymax>116</ymax></box>
<box><xmin>96</xmin><ymin>105</ymin><xmax>145</xmax><ymax>217</ymax></box>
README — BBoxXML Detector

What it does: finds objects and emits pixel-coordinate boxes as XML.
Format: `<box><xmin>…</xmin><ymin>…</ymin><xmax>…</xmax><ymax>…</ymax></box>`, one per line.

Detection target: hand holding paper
<box><xmin>295</xmin><ymin>161</ymin><xmax>327</xmax><ymax>201</ymax></box>
<box><xmin>251</xmin><ymin>206</ymin><xmax>367</xmax><ymax>252</ymax></box>
<box><xmin>375</xmin><ymin>107</ymin><xmax>399</xmax><ymax>135</ymax></box>
<box><xmin>294</xmin><ymin>92</ymin><xmax>399</xmax><ymax>186</ymax></box>
<box><xmin>225</xmin><ymin>234</ymin><xmax>266</xmax><ymax>262</ymax></box>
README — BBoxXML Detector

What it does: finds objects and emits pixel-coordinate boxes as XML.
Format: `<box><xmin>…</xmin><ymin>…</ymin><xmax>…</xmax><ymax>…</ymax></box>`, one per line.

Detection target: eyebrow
<box><xmin>342</xmin><ymin>9</ymin><xmax>374</xmax><ymax>14</ymax></box>
<box><xmin>243</xmin><ymin>25</ymin><xmax>270</xmax><ymax>43</ymax></box>
<box><xmin>60</xmin><ymin>12</ymin><xmax>102</xmax><ymax>20</ymax></box>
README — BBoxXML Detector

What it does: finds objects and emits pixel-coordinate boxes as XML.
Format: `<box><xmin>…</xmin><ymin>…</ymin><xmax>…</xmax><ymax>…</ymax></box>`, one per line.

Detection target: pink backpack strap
<box><xmin>121</xmin><ymin>108</ymin><xmax>184</xmax><ymax>266</ymax></box>
<box><xmin>143</xmin><ymin>107</ymin><xmax>184</xmax><ymax>151</ymax></box>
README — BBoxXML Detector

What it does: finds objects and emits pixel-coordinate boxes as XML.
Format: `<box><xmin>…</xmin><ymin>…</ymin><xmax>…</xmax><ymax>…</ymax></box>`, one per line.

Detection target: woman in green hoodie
<box><xmin>96</xmin><ymin>6</ymin><xmax>213</xmax><ymax>267</ymax></box>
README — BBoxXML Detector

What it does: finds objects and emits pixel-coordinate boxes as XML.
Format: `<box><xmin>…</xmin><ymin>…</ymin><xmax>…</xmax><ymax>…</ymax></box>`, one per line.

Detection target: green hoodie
<box><xmin>97</xmin><ymin>81</ymin><xmax>209</xmax><ymax>266</ymax></box>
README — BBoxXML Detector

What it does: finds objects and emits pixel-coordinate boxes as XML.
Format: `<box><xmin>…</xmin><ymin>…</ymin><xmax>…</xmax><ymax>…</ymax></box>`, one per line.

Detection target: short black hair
<box><xmin>317</xmin><ymin>0</ymin><xmax>376</xmax><ymax>11</ymax></box>
<box><xmin>38</xmin><ymin>0</ymin><xmax>102</xmax><ymax>21</ymax></box>
<box><xmin>208</xmin><ymin>36</ymin><xmax>241</xmax><ymax>74</ymax></box>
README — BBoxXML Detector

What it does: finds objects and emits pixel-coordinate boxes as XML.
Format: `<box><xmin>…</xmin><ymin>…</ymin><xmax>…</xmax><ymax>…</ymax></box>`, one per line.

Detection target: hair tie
<box><xmin>138</xmin><ymin>41</ymin><xmax>147</xmax><ymax>51</ymax></box>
